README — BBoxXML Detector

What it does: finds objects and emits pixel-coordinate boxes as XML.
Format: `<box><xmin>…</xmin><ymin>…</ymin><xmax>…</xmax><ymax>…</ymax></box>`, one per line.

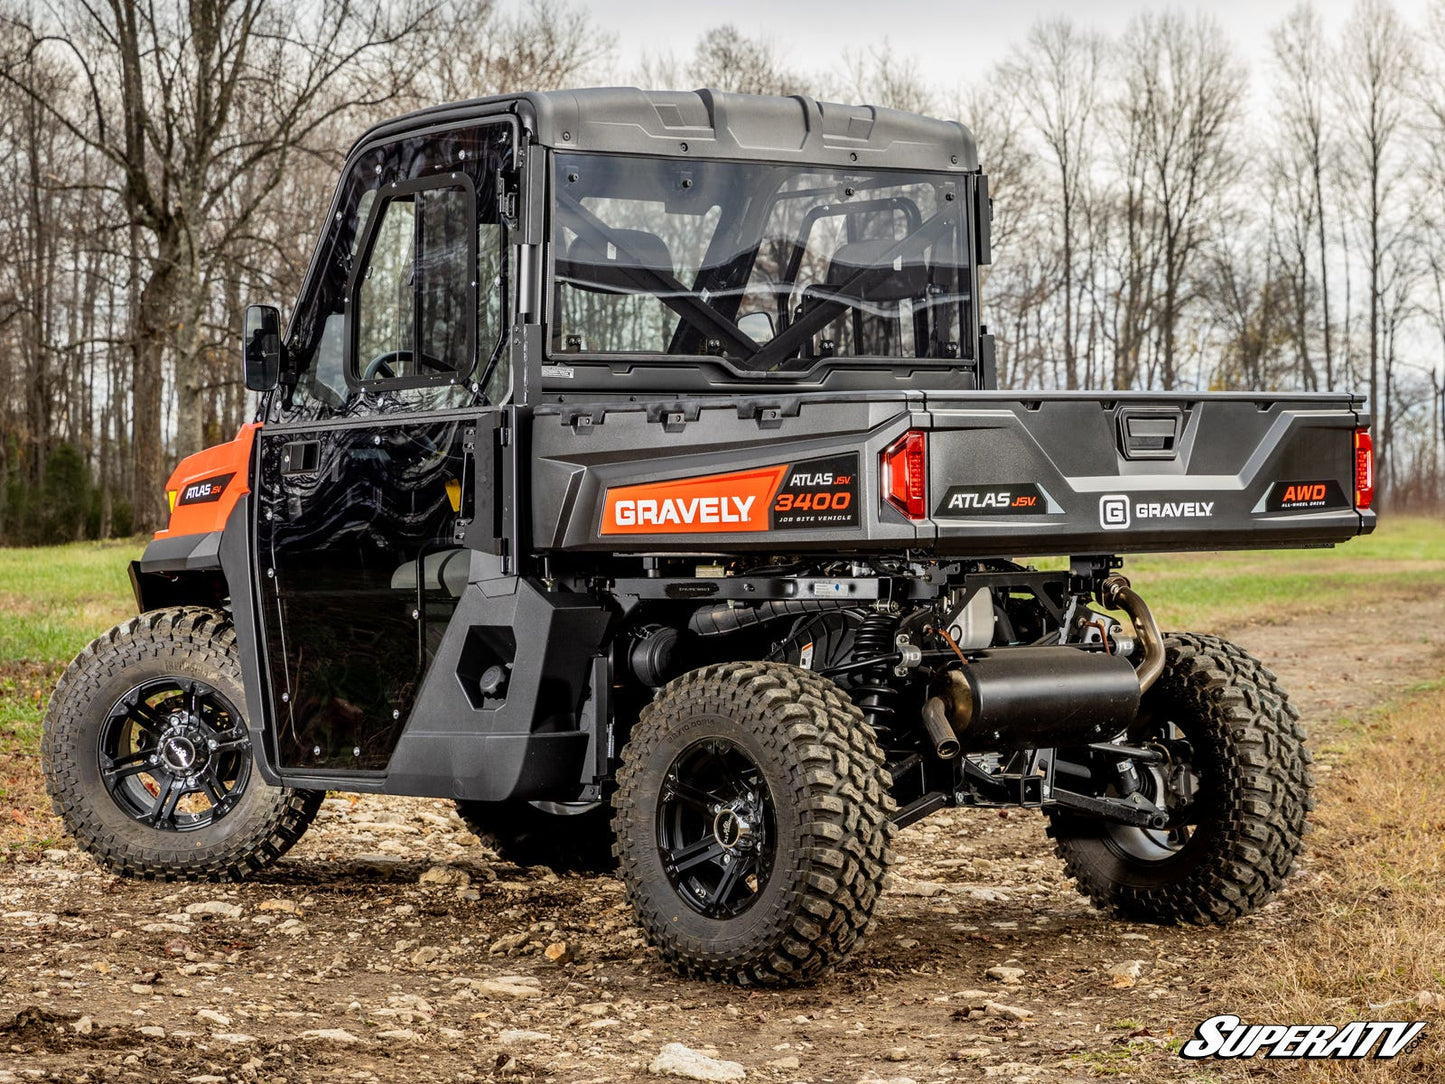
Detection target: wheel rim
<box><xmin>656</xmin><ymin>737</ymin><xmax>775</xmax><ymax>919</ymax></box>
<box><xmin>98</xmin><ymin>677</ymin><xmax>252</xmax><ymax>832</ymax></box>
<box><xmin>1104</xmin><ymin>721</ymin><xmax>1201</xmax><ymax>863</ymax></box>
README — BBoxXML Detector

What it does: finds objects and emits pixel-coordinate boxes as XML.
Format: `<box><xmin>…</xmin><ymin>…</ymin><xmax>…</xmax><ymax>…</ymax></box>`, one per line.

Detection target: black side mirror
<box><xmin>243</xmin><ymin>305</ymin><xmax>283</xmax><ymax>391</ymax></box>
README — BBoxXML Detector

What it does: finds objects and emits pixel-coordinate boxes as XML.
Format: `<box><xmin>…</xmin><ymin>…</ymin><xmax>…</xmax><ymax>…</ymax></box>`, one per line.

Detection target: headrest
<box><xmin>824</xmin><ymin>238</ymin><xmax>928</xmax><ymax>302</ymax></box>
<box><xmin>561</xmin><ymin>229</ymin><xmax>674</xmax><ymax>293</ymax></box>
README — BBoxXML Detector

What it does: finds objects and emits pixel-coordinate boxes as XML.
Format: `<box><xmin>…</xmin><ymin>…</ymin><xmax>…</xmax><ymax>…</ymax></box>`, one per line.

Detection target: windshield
<box><xmin>552</xmin><ymin>153</ymin><xmax>974</xmax><ymax>372</ymax></box>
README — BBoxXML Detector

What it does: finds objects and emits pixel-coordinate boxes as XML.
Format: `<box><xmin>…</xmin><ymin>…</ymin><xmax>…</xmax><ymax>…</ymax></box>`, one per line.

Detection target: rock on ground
<box><xmin>649</xmin><ymin>1042</ymin><xmax>747</xmax><ymax>1081</ymax></box>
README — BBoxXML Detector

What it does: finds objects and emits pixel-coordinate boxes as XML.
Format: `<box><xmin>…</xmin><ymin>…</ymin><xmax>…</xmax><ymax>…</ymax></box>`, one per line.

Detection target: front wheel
<box><xmin>613</xmin><ymin>662</ymin><xmax>895</xmax><ymax>985</ymax></box>
<box><xmin>1048</xmin><ymin>633</ymin><xmax>1313</xmax><ymax>924</ymax></box>
<box><xmin>42</xmin><ymin>607</ymin><xmax>322</xmax><ymax>881</ymax></box>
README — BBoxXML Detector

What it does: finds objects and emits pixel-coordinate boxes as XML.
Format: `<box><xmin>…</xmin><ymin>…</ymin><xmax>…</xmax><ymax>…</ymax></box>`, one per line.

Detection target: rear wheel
<box><xmin>453</xmin><ymin>799</ymin><xmax>617</xmax><ymax>872</ymax></box>
<box><xmin>613</xmin><ymin>662</ymin><xmax>894</xmax><ymax>984</ymax></box>
<box><xmin>42</xmin><ymin>607</ymin><xmax>323</xmax><ymax>881</ymax></box>
<box><xmin>1048</xmin><ymin>633</ymin><xmax>1312</xmax><ymax>924</ymax></box>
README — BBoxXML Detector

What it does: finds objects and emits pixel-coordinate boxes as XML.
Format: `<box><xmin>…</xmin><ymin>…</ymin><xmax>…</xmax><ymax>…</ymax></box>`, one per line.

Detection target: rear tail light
<box><xmin>1354</xmin><ymin>429</ymin><xmax>1374</xmax><ymax>510</ymax></box>
<box><xmin>882</xmin><ymin>430</ymin><xmax>928</xmax><ymax>520</ymax></box>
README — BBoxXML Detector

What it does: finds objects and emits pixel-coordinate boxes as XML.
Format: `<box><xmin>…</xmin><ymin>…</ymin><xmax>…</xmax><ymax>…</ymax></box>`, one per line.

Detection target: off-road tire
<box><xmin>1048</xmin><ymin>633</ymin><xmax>1312</xmax><ymax>924</ymax></box>
<box><xmin>613</xmin><ymin>661</ymin><xmax>895</xmax><ymax>985</ymax></box>
<box><xmin>454</xmin><ymin>799</ymin><xmax>617</xmax><ymax>872</ymax></box>
<box><xmin>42</xmin><ymin>607</ymin><xmax>323</xmax><ymax>881</ymax></box>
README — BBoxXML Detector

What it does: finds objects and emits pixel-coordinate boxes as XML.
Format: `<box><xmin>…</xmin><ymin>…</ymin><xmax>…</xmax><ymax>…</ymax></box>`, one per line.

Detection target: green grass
<box><xmin>0</xmin><ymin>538</ymin><xmax>142</xmax><ymax>665</ymax></box>
<box><xmin>1031</xmin><ymin>515</ymin><xmax>1445</xmax><ymax>630</ymax></box>
<box><xmin>0</xmin><ymin>539</ymin><xmax>141</xmax><ymax>842</ymax></box>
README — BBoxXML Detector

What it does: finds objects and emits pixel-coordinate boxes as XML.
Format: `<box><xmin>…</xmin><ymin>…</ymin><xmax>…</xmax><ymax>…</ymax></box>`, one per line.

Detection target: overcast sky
<box><xmin>588</xmin><ymin>0</ymin><xmax>1437</xmax><ymax>110</ymax></box>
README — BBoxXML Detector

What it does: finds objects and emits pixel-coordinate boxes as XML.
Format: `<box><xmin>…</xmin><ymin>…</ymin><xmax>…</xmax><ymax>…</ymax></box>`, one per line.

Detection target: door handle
<box><xmin>281</xmin><ymin>440</ymin><xmax>321</xmax><ymax>475</ymax></box>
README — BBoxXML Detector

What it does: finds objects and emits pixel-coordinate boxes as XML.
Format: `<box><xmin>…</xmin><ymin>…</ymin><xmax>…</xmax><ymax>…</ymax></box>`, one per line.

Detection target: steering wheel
<box><xmin>361</xmin><ymin>350</ymin><xmax>455</xmax><ymax>382</ymax></box>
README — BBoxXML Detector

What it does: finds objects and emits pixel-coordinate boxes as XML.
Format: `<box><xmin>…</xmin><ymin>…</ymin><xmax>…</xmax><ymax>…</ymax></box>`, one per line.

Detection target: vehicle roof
<box><xmin>354</xmin><ymin>87</ymin><xmax>978</xmax><ymax>173</ymax></box>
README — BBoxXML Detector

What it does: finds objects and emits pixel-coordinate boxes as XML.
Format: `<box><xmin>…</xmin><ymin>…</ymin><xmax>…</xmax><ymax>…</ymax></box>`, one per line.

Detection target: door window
<box><xmin>353</xmin><ymin>181</ymin><xmax>476</xmax><ymax>388</ymax></box>
<box><xmin>272</xmin><ymin>122</ymin><xmax>514</xmax><ymax>422</ymax></box>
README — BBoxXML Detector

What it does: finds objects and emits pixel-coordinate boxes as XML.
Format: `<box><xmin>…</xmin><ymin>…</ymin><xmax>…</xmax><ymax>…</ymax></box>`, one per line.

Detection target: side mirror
<box><xmin>243</xmin><ymin>305</ymin><xmax>283</xmax><ymax>392</ymax></box>
<box><xmin>737</xmin><ymin>311</ymin><xmax>775</xmax><ymax>342</ymax></box>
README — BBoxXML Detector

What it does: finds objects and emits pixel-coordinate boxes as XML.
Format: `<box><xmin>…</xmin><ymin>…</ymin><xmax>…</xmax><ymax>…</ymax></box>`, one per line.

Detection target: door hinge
<box><xmin>497</xmin><ymin>169</ymin><xmax>519</xmax><ymax>231</ymax></box>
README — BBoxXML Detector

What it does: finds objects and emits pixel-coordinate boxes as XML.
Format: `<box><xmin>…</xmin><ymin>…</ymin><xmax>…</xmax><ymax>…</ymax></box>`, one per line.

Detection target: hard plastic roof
<box><xmin>354</xmin><ymin>87</ymin><xmax>979</xmax><ymax>173</ymax></box>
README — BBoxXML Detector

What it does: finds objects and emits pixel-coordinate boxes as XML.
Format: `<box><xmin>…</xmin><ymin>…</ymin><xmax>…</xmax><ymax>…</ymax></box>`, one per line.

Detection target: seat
<box><xmin>819</xmin><ymin>238</ymin><xmax>928</xmax><ymax>356</ymax></box>
<box><xmin>557</xmin><ymin>229</ymin><xmax>675</xmax><ymax>295</ymax></box>
<box><xmin>390</xmin><ymin>548</ymin><xmax>469</xmax><ymax>599</ymax></box>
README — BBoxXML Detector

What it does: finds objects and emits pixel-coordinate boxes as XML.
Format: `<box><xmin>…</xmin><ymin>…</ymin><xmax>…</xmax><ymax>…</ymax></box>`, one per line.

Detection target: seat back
<box><xmin>559</xmin><ymin>229</ymin><xmax>675</xmax><ymax>294</ymax></box>
<box><xmin>821</xmin><ymin>238</ymin><xmax>928</xmax><ymax>355</ymax></box>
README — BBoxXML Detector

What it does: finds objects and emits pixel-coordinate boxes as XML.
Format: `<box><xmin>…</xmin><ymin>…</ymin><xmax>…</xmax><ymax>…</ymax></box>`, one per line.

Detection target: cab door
<box><xmin>254</xmin><ymin>123</ymin><xmax>513</xmax><ymax>774</ymax></box>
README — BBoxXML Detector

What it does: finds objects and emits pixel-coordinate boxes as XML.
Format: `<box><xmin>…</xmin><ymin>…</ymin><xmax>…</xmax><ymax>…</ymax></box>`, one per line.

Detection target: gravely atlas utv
<box><xmin>44</xmin><ymin>89</ymin><xmax>1374</xmax><ymax>984</ymax></box>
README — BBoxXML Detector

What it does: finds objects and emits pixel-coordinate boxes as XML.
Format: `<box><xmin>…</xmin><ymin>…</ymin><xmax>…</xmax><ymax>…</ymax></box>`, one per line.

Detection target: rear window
<box><xmin>552</xmin><ymin>153</ymin><xmax>973</xmax><ymax>374</ymax></box>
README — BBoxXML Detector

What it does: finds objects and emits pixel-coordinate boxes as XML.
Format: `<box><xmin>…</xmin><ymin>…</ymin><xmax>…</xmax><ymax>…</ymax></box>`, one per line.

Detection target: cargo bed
<box><xmin>530</xmin><ymin>390</ymin><xmax>1373</xmax><ymax>556</ymax></box>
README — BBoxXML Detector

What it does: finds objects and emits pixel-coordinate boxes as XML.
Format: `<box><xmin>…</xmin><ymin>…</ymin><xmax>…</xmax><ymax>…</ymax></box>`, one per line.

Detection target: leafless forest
<box><xmin>0</xmin><ymin>0</ymin><xmax>1442</xmax><ymax>543</ymax></box>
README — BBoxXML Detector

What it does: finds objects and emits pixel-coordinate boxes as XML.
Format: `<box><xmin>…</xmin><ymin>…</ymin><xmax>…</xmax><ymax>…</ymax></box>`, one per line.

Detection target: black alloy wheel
<box><xmin>98</xmin><ymin>676</ymin><xmax>252</xmax><ymax>831</ymax></box>
<box><xmin>1048</xmin><ymin>633</ymin><xmax>1313</xmax><ymax>925</ymax></box>
<box><xmin>1099</xmin><ymin>721</ymin><xmax>1200</xmax><ymax>863</ymax></box>
<box><xmin>43</xmin><ymin>606</ymin><xmax>323</xmax><ymax>881</ymax></box>
<box><xmin>656</xmin><ymin>737</ymin><xmax>776</xmax><ymax>919</ymax></box>
<box><xmin>613</xmin><ymin>661</ymin><xmax>895</xmax><ymax>985</ymax></box>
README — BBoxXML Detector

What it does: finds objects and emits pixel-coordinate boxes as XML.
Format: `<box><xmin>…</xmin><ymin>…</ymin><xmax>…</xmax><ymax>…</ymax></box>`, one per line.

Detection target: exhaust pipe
<box><xmin>918</xmin><ymin>578</ymin><xmax>1166</xmax><ymax>755</ymax></box>
<box><xmin>1098</xmin><ymin>575</ymin><xmax>1165</xmax><ymax>694</ymax></box>
<box><xmin>921</xmin><ymin>696</ymin><xmax>961</xmax><ymax>759</ymax></box>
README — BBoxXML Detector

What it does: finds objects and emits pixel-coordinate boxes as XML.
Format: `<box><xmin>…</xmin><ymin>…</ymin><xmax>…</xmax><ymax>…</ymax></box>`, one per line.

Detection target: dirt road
<box><xmin>3</xmin><ymin>583</ymin><xmax>1443</xmax><ymax>1084</ymax></box>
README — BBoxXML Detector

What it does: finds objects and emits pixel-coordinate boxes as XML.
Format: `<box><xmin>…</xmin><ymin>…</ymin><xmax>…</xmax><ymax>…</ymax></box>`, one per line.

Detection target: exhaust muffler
<box><xmin>921</xmin><ymin>576</ymin><xmax>1165</xmax><ymax>755</ymax></box>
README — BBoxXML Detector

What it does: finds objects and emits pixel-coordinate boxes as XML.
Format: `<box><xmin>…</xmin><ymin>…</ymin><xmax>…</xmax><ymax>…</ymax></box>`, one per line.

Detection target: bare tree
<box><xmin>835</xmin><ymin>41</ymin><xmax>934</xmax><ymax>114</ymax></box>
<box><xmin>1272</xmin><ymin>2</ymin><xmax>1338</xmax><ymax>390</ymax></box>
<box><xmin>1265</xmin><ymin>138</ymin><xmax>1323</xmax><ymax>390</ymax></box>
<box><xmin>1114</xmin><ymin>12</ymin><xmax>1244</xmax><ymax>390</ymax></box>
<box><xmin>1413</xmin><ymin>0</ymin><xmax>1445</xmax><ymax>500</ymax></box>
<box><xmin>1001</xmin><ymin>18</ymin><xmax>1104</xmax><ymax>389</ymax></box>
<box><xmin>1335</xmin><ymin>0</ymin><xmax>1417</xmax><ymax>496</ymax></box>
<box><xmin>686</xmin><ymin>25</ymin><xmax>801</xmax><ymax>96</ymax></box>
<box><xmin>952</xmin><ymin>79</ymin><xmax>1050</xmax><ymax>388</ymax></box>
<box><xmin>429</xmin><ymin>0</ymin><xmax>614</xmax><ymax>101</ymax></box>
<box><xmin>2</xmin><ymin>0</ymin><xmax>435</xmax><ymax>528</ymax></box>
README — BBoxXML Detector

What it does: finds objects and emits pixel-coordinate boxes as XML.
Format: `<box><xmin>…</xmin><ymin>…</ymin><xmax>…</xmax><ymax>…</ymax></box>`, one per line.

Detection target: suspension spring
<box><xmin>849</xmin><ymin>612</ymin><xmax>900</xmax><ymax>742</ymax></box>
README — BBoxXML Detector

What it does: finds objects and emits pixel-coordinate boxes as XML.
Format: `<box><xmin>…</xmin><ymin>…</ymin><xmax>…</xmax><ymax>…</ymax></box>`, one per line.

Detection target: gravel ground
<box><xmin>2</xmin><ymin>586</ymin><xmax>1442</xmax><ymax>1084</ymax></box>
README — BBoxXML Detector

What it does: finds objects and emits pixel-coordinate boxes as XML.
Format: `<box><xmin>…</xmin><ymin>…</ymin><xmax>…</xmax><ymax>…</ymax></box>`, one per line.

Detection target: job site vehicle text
<box><xmin>43</xmin><ymin>89</ymin><xmax>1374</xmax><ymax>984</ymax></box>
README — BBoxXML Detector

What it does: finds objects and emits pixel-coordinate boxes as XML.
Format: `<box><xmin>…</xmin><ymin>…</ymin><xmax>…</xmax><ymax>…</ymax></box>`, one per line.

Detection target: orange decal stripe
<box><xmin>601</xmin><ymin>465</ymin><xmax>788</xmax><ymax>535</ymax></box>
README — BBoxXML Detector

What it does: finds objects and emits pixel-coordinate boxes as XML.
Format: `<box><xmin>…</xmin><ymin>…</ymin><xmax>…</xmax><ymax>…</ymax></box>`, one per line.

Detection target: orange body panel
<box><xmin>154</xmin><ymin>423</ymin><xmax>261</xmax><ymax>539</ymax></box>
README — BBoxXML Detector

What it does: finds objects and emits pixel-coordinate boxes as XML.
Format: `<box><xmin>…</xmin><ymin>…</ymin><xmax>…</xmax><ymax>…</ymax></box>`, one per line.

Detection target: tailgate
<box><xmin>923</xmin><ymin>392</ymin><xmax>1372</xmax><ymax>555</ymax></box>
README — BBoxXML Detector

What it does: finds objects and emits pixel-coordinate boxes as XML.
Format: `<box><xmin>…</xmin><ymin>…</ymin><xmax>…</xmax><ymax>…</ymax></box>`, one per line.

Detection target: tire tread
<box><xmin>41</xmin><ymin>606</ymin><xmax>322</xmax><ymax>882</ymax></box>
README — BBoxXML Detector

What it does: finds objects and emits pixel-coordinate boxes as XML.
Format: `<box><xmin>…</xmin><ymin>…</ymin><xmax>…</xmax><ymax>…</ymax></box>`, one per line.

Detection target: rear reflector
<box><xmin>1354</xmin><ymin>429</ymin><xmax>1374</xmax><ymax>510</ymax></box>
<box><xmin>882</xmin><ymin>430</ymin><xmax>928</xmax><ymax>520</ymax></box>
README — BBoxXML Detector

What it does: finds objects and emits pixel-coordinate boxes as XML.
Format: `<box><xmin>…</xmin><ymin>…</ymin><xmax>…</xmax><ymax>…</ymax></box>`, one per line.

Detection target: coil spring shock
<box><xmin>849</xmin><ymin>612</ymin><xmax>900</xmax><ymax>742</ymax></box>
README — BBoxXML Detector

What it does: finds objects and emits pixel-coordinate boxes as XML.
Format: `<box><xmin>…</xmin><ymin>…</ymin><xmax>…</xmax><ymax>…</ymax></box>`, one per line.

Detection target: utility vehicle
<box><xmin>43</xmin><ymin>89</ymin><xmax>1374</xmax><ymax>985</ymax></box>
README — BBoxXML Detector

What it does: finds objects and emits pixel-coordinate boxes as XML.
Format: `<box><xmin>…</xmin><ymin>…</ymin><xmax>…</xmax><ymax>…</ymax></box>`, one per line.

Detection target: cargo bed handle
<box><xmin>1116</xmin><ymin>407</ymin><xmax>1182</xmax><ymax>461</ymax></box>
